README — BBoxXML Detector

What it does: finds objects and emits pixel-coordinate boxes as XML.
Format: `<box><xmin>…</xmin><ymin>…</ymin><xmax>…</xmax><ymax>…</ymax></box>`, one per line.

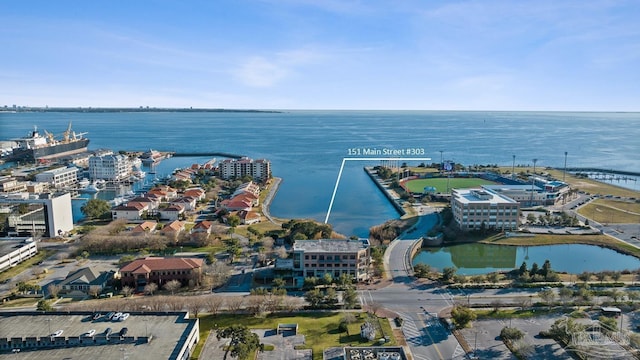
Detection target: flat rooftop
<box><xmin>293</xmin><ymin>239</ymin><xmax>368</xmax><ymax>253</ymax></box>
<box><xmin>453</xmin><ymin>188</ymin><xmax>517</xmax><ymax>205</ymax></box>
<box><xmin>0</xmin><ymin>311</ymin><xmax>197</xmax><ymax>360</ymax></box>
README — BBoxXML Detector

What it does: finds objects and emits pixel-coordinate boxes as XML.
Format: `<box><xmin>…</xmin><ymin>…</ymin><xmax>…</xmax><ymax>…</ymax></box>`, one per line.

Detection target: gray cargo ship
<box><xmin>7</xmin><ymin>122</ymin><xmax>89</xmax><ymax>161</ymax></box>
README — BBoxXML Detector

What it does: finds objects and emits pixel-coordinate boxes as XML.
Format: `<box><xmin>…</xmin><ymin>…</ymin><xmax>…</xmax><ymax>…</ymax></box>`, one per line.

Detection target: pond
<box><xmin>412</xmin><ymin>243</ymin><xmax>640</xmax><ymax>275</ymax></box>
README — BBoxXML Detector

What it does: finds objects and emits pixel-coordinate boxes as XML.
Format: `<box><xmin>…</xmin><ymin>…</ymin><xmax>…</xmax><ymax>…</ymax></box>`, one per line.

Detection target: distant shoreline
<box><xmin>1</xmin><ymin>107</ymin><xmax>282</xmax><ymax>114</ymax></box>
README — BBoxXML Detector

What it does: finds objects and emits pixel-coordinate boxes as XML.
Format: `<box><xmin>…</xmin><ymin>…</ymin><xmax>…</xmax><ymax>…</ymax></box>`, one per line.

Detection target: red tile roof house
<box><xmin>191</xmin><ymin>220</ymin><xmax>214</xmax><ymax>235</ymax></box>
<box><xmin>159</xmin><ymin>204</ymin><xmax>185</xmax><ymax>221</ymax></box>
<box><xmin>159</xmin><ymin>220</ymin><xmax>185</xmax><ymax>237</ymax></box>
<box><xmin>131</xmin><ymin>221</ymin><xmax>158</xmax><ymax>234</ymax></box>
<box><xmin>183</xmin><ymin>188</ymin><xmax>206</xmax><ymax>201</ymax></box>
<box><xmin>128</xmin><ymin>196</ymin><xmax>159</xmax><ymax>211</ymax></box>
<box><xmin>172</xmin><ymin>196</ymin><xmax>197</xmax><ymax>211</ymax></box>
<box><xmin>111</xmin><ymin>202</ymin><xmax>147</xmax><ymax>221</ymax></box>
<box><xmin>119</xmin><ymin>257</ymin><xmax>204</xmax><ymax>290</ymax></box>
<box><xmin>235</xmin><ymin>210</ymin><xmax>261</xmax><ymax>225</ymax></box>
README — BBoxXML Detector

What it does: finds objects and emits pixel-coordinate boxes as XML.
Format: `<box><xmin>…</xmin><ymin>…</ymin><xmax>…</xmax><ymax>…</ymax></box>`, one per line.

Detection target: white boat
<box><xmin>82</xmin><ymin>183</ymin><xmax>101</xmax><ymax>193</ymax></box>
<box><xmin>78</xmin><ymin>178</ymin><xmax>90</xmax><ymax>188</ymax></box>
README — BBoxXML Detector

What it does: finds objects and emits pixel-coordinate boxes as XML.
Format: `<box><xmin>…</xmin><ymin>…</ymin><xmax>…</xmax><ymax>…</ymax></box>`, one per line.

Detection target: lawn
<box><xmin>0</xmin><ymin>249</ymin><xmax>53</xmax><ymax>284</ymax></box>
<box><xmin>194</xmin><ymin>312</ymin><xmax>396</xmax><ymax>360</ymax></box>
<box><xmin>578</xmin><ymin>199</ymin><xmax>640</xmax><ymax>224</ymax></box>
<box><xmin>404</xmin><ymin>177</ymin><xmax>496</xmax><ymax>193</ymax></box>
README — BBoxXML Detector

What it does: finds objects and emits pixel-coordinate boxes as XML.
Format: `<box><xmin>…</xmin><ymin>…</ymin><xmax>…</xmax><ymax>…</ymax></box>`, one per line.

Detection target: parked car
<box><xmin>104</xmin><ymin>328</ymin><xmax>112</xmax><ymax>337</ymax></box>
<box><xmin>92</xmin><ymin>313</ymin><xmax>101</xmax><ymax>320</ymax></box>
<box><xmin>83</xmin><ymin>329</ymin><xmax>96</xmax><ymax>337</ymax></box>
<box><xmin>51</xmin><ymin>330</ymin><xmax>64</xmax><ymax>337</ymax></box>
<box><xmin>119</xmin><ymin>327</ymin><xmax>128</xmax><ymax>337</ymax></box>
<box><xmin>106</xmin><ymin>312</ymin><xmax>115</xmax><ymax>320</ymax></box>
<box><xmin>119</xmin><ymin>313</ymin><xmax>130</xmax><ymax>322</ymax></box>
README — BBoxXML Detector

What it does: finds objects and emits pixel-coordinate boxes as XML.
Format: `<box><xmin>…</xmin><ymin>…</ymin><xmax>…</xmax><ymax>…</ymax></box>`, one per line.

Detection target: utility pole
<box><xmin>439</xmin><ymin>150</ymin><xmax>444</xmax><ymax>170</ymax></box>
<box><xmin>512</xmin><ymin>154</ymin><xmax>516</xmax><ymax>179</ymax></box>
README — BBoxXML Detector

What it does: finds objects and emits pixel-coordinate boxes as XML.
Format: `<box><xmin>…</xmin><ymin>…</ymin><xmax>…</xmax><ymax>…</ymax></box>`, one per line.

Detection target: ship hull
<box><xmin>10</xmin><ymin>138</ymin><xmax>90</xmax><ymax>161</ymax></box>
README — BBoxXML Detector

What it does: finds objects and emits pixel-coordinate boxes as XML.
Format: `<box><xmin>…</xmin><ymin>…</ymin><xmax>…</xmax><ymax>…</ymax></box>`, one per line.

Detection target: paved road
<box><xmin>368</xmin><ymin>211</ymin><xmax>470</xmax><ymax>360</ymax></box>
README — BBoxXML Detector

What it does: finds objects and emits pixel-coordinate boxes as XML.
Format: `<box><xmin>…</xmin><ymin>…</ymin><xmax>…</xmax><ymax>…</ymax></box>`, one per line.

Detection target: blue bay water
<box><xmin>2</xmin><ymin>110</ymin><xmax>639</xmax><ymax>237</ymax></box>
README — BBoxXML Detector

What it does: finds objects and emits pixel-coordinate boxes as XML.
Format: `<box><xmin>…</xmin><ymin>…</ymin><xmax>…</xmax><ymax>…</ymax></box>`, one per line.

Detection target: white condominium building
<box><xmin>219</xmin><ymin>157</ymin><xmax>271</xmax><ymax>181</ymax></box>
<box><xmin>34</xmin><ymin>166</ymin><xmax>79</xmax><ymax>188</ymax></box>
<box><xmin>451</xmin><ymin>188</ymin><xmax>520</xmax><ymax>231</ymax></box>
<box><xmin>88</xmin><ymin>154</ymin><xmax>131</xmax><ymax>181</ymax></box>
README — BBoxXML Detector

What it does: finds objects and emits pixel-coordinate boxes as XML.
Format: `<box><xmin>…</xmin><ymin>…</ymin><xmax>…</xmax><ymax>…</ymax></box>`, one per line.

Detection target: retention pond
<box><xmin>412</xmin><ymin>243</ymin><xmax>640</xmax><ymax>275</ymax></box>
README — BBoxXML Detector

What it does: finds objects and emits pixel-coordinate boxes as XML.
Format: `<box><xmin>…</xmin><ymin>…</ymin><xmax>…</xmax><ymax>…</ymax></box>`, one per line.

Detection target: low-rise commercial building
<box><xmin>0</xmin><ymin>237</ymin><xmax>37</xmax><ymax>273</ymax></box>
<box><xmin>0</xmin><ymin>311</ymin><xmax>199</xmax><ymax>360</ymax></box>
<box><xmin>0</xmin><ymin>192</ymin><xmax>73</xmax><ymax>238</ymax></box>
<box><xmin>34</xmin><ymin>166</ymin><xmax>79</xmax><ymax>189</ymax></box>
<box><xmin>291</xmin><ymin>239</ymin><xmax>371</xmax><ymax>286</ymax></box>
<box><xmin>451</xmin><ymin>188</ymin><xmax>520</xmax><ymax>231</ymax></box>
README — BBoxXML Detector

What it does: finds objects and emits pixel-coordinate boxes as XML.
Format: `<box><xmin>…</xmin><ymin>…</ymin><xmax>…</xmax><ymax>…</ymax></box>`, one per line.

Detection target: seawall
<box><xmin>363</xmin><ymin>167</ymin><xmax>406</xmax><ymax>216</ymax></box>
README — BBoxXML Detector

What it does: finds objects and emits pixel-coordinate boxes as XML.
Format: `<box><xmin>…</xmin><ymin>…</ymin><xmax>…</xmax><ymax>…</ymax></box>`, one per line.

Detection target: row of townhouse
<box><xmin>111</xmin><ymin>186</ymin><xmax>206</xmax><ymax>221</ymax></box>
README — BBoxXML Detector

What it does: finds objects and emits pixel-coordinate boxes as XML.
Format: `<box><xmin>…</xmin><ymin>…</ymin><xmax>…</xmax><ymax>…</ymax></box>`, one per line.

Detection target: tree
<box><xmin>442</xmin><ymin>267</ymin><xmax>457</xmax><ymax>282</ymax></box>
<box><xmin>163</xmin><ymin>279</ymin><xmax>182</xmax><ymax>295</ymax></box>
<box><xmin>577</xmin><ymin>271</ymin><xmax>591</xmax><ymax>283</ymax></box>
<box><xmin>322</xmin><ymin>272</ymin><xmax>333</xmax><ymax>286</ymax></box>
<box><xmin>325</xmin><ymin>287</ymin><xmax>338</xmax><ymax>305</ymax></box>
<box><xmin>227</xmin><ymin>215</ymin><xmax>240</xmax><ymax>234</ymax></box>
<box><xmin>539</xmin><ymin>289</ymin><xmax>555</xmax><ymax>304</ymax></box>
<box><xmin>595</xmin><ymin>272</ymin><xmax>607</xmax><ymax>283</ymax></box>
<box><xmin>611</xmin><ymin>271</ymin><xmax>622</xmax><ymax>282</ymax></box>
<box><xmin>216</xmin><ymin>325</ymin><xmax>263</xmax><ymax>360</ymax></box>
<box><xmin>80</xmin><ymin>198</ymin><xmax>111</xmax><ymax>220</ymax></box>
<box><xmin>500</xmin><ymin>327</ymin><xmax>524</xmax><ymax>341</ymax></box>
<box><xmin>144</xmin><ymin>282</ymin><xmax>158</xmax><ymax>296</ymax></box>
<box><xmin>343</xmin><ymin>286</ymin><xmax>358</xmax><ymax>309</ymax></box>
<box><xmin>47</xmin><ymin>284</ymin><xmax>61</xmax><ymax>299</ymax></box>
<box><xmin>413</xmin><ymin>263</ymin><xmax>431</xmax><ymax>278</ymax></box>
<box><xmin>37</xmin><ymin>299</ymin><xmax>53</xmax><ymax>311</ymax></box>
<box><xmin>451</xmin><ymin>305</ymin><xmax>476</xmax><ymax>329</ymax></box>
<box><xmin>121</xmin><ymin>286</ymin><xmax>133</xmax><ymax>297</ymax></box>
<box><xmin>558</xmin><ymin>287</ymin><xmax>574</xmax><ymax>305</ymax></box>
<box><xmin>272</xmin><ymin>277</ymin><xmax>285</xmax><ymax>289</ymax></box>
<box><xmin>304</xmin><ymin>288</ymin><xmax>324</xmax><ymax>308</ymax></box>
<box><xmin>519</xmin><ymin>262</ymin><xmax>528</xmax><ymax>276</ymax></box>
<box><xmin>530</xmin><ymin>263</ymin><xmax>540</xmax><ymax>276</ymax></box>
<box><xmin>541</xmin><ymin>260</ymin><xmax>552</xmax><ymax>277</ymax></box>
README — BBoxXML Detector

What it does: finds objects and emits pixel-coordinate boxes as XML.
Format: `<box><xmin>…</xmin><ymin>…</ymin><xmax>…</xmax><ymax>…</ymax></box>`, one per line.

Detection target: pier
<box><xmin>363</xmin><ymin>167</ymin><xmax>406</xmax><ymax>216</ymax></box>
<box><xmin>562</xmin><ymin>167</ymin><xmax>640</xmax><ymax>177</ymax></box>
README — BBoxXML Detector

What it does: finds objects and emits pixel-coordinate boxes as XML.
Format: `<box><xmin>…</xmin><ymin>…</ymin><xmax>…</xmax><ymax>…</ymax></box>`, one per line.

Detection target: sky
<box><xmin>1</xmin><ymin>0</ymin><xmax>639</xmax><ymax>111</ymax></box>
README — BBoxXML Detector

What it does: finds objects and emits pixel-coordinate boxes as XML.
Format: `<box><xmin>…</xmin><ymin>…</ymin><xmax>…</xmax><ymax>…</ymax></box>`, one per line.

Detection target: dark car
<box><xmin>104</xmin><ymin>328</ymin><xmax>112</xmax><ymax>337</ymax></box>
<box><xmin>92</xmin><ymin>313</ymin><xmax>101</xmax><ymax>320</ymax></box>
<box><xmin>119</xmin><ymin>327</ymin><xmax>128</xmax><ymax>337</ymax></box>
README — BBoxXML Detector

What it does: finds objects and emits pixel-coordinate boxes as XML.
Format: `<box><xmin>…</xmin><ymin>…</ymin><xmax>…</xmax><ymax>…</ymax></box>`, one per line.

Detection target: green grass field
<box><xmin>404</xmin><ymin>177</ymin><xmax>496</xmax><ymax>193</ymax></box>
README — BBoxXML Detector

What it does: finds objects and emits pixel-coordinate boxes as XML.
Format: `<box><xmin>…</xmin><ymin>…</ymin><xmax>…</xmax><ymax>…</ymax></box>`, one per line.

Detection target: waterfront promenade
<box><xmin>261</xmin><ymin>177</ymin><xmax>282</xmax><ymax>225</ymax></box>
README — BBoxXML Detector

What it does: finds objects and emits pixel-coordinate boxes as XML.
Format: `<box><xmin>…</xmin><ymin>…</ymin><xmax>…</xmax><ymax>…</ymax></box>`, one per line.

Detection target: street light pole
<box><xmin>563</xmin><ymin>152</ymin><xmax>568</xmax><ymax>182</ymax></box>
<box><xmin>512</xmin><ymin>155</ymin><xmax>516</xmax><ymax>179</ymax></box>
<box><xmin>439</xmin><ymin>150</ymin><xmax>444</xmax><ymax>170</ymax></box>
<box><xmin>530</xmin><ymin>159</ymin><xmax>538</xmax><ymax>206</ymax></box>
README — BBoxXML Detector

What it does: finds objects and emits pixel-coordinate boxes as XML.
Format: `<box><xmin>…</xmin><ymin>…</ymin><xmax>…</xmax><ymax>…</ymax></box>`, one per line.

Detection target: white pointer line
<box><xmin>324</xmin><ymin>157</ymin><xmax>432</xmax><ymax>224</ymax></box>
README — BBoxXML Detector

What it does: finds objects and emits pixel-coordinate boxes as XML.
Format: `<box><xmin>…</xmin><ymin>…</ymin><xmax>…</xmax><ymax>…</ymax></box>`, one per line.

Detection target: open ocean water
<box><xmin>1</xmin><ymin>110</ymin><xmax>639</xmax><ymax>237</ymax></box>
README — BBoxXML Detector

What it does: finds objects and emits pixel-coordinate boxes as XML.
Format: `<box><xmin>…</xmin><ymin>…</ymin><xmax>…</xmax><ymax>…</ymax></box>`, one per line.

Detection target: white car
<box><xmin>112</xmin><ymin>312</ymin><xmax>123</xmax><ymax>321</ymax></box>
<box><xmin>119</xmin><ymin>313</ymin><xmax>130</xmax><ymax>321</ymax></box>
<box><xmin>51</xmin><ymin>330</ymin><xmax>64</xmax><ymax>337</ymax></box>
<box><xmin>83</xmin><ymin>329</ymin><xmax>96</xmax><ymax>337</ymax></box>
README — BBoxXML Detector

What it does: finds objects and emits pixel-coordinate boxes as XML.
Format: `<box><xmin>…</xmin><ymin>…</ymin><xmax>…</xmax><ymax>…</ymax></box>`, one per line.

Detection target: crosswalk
<box><xmin>398</xmin><ymin>312</ymin><xmax>425</xmax><ymax>346</ymax></box>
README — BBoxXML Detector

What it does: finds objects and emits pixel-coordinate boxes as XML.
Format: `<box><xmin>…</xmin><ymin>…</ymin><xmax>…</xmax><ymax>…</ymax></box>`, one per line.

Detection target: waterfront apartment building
<box><xmin>34</xmin><ymin>166</ymin><xmax>79</xmax><ymax>189</ymax></box>
<box><xmin>451</xmin><ymin>188</ymin><xmax>520</xmax><ymax>231</ymax></box>
<box><xmin>88</xmin><ymin>154</ymin><xmax>131</xmax><ymax>181</ymax></box>
<box><xmin>290</xmin><ymin>239</ymin><xmax>371</xmax><ymax>286</ymax></box>
<box><xmin>219</xmin><ymin>157</ymin><xmax>271</xmax><ymax>181</ymax></box>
